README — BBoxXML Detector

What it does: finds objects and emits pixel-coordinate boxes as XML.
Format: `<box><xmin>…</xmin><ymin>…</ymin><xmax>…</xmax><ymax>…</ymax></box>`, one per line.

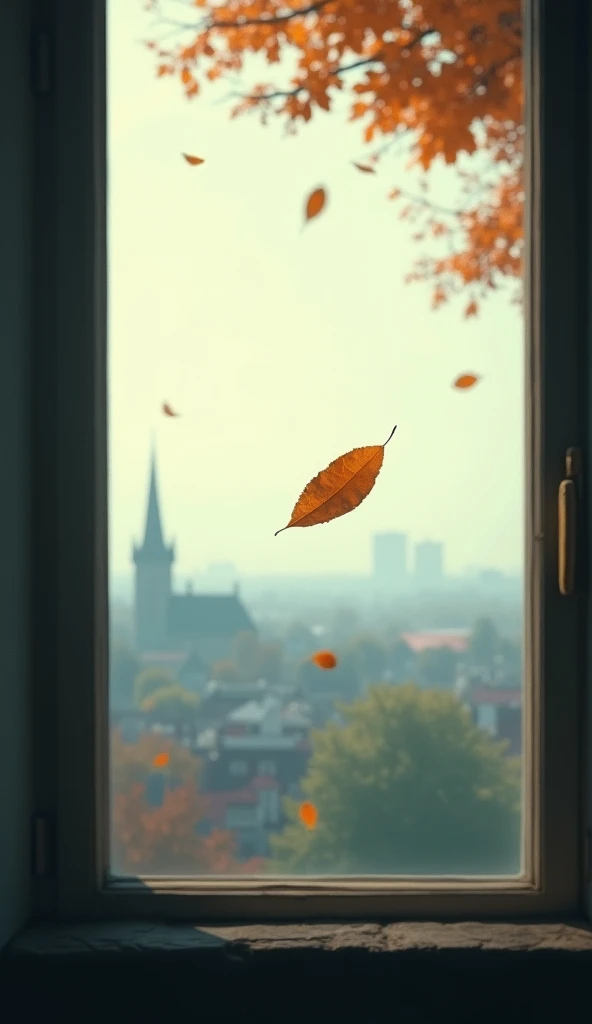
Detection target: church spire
<box><xmin>133</xmin><ymin>446</ymin><xmax>174</xmax><ymax>565</ymax></box>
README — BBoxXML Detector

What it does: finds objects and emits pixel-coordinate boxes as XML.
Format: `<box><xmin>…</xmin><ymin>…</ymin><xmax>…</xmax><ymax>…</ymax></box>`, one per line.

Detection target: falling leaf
<box><xmin>311</xmin><ymin>650</ymin><xmax>338</xmax><ymax>670</ymax></box>
<box><xmin>353</xmin><ymin>162</ymin><xmax>376</xmax><ymax>174</ymax></box>
<box><xmin>388</xmin><ymin>187</ymin><xmax>401</xmax><ymax>199</ymax></box>
<box><xmin>464</xmin><ymin>300</ymin><xmax>479</xmax><ymax>318</ymax></box>
<box><xmin>275</xmin><ymin>426</ymin><xmax>397</xmax><ymax>536</ymax></box>
<box><xmin>162</xmin><ymin>402</ymin><xmax>180</xmax><ymax>417</ymax></box>
<box><xmin>304</xmin><ymin>187</ymin><xmax>327</xmax><ymax>224</ymax></box>
<box><xmin>453</xmin><ymin>374</ymin><xmax>480</xmax><ymax>390</ymax></box>
<box><xmin>152</xmin><ymin>752</ymin><xmax>170</xmax><ymax>769</ymax></box>
<box><xmin>182</xmin><ymin>153</ymin><xmax>205</xmax><ymax>166</ymax></box>
<box><xmin>299</xmin><ymin>801</ymin><xmax>318</xmax><ymax>830</ymax></box>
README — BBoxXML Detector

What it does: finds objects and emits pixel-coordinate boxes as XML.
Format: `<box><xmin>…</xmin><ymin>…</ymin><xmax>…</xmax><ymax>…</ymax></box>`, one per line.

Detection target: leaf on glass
<box><xmin>182</xmin><ymin>153</ymin><xmax>205</xmax><ymax>166</ymax></box>
<box><xmin>311</xmin><ymin>650</ymin><xmax>338</xmax><ymax>670</ymax></box>
<box><xmin>453</xmin><ymin>374</ymin><xmax>480</xmax><ymax>390</ymax></box>
<box><xmin>162</xmin><ymin>402</ymin><xmax>181</xmax><ymax>417</ymax></box>
<box><xmin>304</xmin><ymin>186</ymin><xmax>327</xmax><ymax>224</ymax></box>
<box><xmin>299</xmin><ymin>801</ymin><xmax>318</xmax><ymax>830</ymax></box>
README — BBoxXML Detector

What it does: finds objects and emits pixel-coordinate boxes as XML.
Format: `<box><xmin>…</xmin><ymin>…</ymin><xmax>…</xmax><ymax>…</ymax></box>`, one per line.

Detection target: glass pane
<box><xmin>108</xmin><ymin>0</ymin><xmax>525</xmax><ymax>877</ymax></box>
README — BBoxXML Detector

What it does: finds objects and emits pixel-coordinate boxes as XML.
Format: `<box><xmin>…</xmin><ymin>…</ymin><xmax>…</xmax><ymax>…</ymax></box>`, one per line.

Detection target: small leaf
<box><xmin>304</xmin><ymin>187</ymin><xmax>327</xmax><ymax>224</ymax></box>
<box><xmin>311</xmin><ymin>650</ymin><xmax>338</xmax><ymax>670</ymax></box>
<box><xmin>275</xmin><ymin>426</ymin><xmax>397</xmax><ymax>535</ymax></box>
<box><xmin>162</xmin><ymin>402</ymin><xmax>180</xmax><ymax>417</ymax></box>
<box><xmin>453</xmin><ymin>374</ymin><xmax>480</xmax><ymax>390</ymax></box>
<box><xmin>353</xmin><ymin>162</ymin><xmax>376</xmax><ymax>174</ymax></box>
<box><xmin>299</xmin><ymin>801</ymin><xmax>318</xmax><ymax>830</ymax></box>
<box><xmin>153</xmin><ymin>752</ymin><xmax>170</xmax><ymax>768</ymax></box>
<box><xmin>388</xmin><ymin>187</ymin><xmax>401</xmax><ymax>199</ymax></box>
<box><xmin>182</xmin><ymin>153</ymin><xmax>205</xmax><ymax>166</ymax></box>
<box><xmin>465</xmin><ymin>300</ymin><xmax>479</xmax><ymax>318</ymax></box>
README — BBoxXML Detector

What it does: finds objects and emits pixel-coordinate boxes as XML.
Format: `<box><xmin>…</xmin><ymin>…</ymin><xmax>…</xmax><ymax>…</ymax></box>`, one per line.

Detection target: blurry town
<box><xmin>110</xmin><ymin>450</ymin><xmax>523</xmax><ymax>877</ymax></box>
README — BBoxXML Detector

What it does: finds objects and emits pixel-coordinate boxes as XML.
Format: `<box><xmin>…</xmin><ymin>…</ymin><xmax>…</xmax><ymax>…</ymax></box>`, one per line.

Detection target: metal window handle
<box><xmin>558</xmin><ymin>447</ymin><xmax>580</xmax><ymax>597</ymax></box>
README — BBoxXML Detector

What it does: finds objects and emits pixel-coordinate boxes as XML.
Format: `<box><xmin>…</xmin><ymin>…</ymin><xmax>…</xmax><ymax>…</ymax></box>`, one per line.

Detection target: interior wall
<box><xmin>0</xmin><ymin>0</ymin><xmax>32</xmax><ymax>949</ymax></box>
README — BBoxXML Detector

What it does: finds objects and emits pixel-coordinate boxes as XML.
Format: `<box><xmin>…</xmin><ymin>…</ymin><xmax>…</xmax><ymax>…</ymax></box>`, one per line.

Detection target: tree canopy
<box><xmin>147</xmin><ymin>0</ymin><xmax>523</xmax><ymax>314</ymax></box>
<box><xmin>270</xmin><ymin>683</ymin><xmax>521</xmax><ymax>874</ymax></box>
<box><xmin>134</xmin><ymin>665</ymin><xmax>177</xmax><ymax>707</ymax></box>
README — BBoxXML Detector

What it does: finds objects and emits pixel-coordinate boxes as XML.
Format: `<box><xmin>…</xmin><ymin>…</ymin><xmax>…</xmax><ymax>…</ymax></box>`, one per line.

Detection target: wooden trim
<box><xmin>44</xmin><ymin>0</ymin><xmax>587</xmax><ymax>921</ymax></box>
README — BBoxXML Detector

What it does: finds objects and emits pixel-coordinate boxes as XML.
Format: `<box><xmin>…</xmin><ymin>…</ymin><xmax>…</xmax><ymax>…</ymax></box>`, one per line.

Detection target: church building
<box><xmin>132</xmin><ymin>450</ymin><xmax>256</xmax><ymax>666</ymax></box>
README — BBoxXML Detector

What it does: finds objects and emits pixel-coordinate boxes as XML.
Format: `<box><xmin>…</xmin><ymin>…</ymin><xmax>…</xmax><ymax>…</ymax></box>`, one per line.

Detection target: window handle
<box><xmin>558</xmin><ymin>447</ymin><xmax>580</xmax><ymax>596</ymax></box>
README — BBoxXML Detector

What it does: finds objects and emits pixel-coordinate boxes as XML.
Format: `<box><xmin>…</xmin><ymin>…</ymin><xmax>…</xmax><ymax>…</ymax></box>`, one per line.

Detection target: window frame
<box><xmin>35</xmin><ymin>0</ymin><xmax>589</xmax><ymax>921</ymax></box>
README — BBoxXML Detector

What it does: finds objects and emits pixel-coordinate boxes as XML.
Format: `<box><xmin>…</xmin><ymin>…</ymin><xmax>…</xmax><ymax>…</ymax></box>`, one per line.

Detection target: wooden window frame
<box><xmin>31</xmin><ymin>0</ymin><xmax>591</xmax><ymax>921</ymax></box>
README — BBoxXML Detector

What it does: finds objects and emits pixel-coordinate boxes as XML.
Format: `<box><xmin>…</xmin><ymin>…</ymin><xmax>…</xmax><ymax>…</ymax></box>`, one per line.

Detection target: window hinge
<box><xmin>31</xmin><ymin>30</ymin><xmax>53</xmax><ymax>96</ymax></box>
<box><xmin>31</xmin><ymin>812</ymin><xmax>55</xmax><ymax>878</ymax></box>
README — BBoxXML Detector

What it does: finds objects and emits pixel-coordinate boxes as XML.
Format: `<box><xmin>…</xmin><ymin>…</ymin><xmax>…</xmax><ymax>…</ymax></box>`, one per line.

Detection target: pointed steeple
<box><xmin>133</xmin><ymin>446</ymin><xmax>174</xmax><ymax>566</ymax></box>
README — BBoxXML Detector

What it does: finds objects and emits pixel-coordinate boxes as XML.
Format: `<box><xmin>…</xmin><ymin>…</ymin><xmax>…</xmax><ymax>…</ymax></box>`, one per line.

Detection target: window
<box><xmin>48</xmin><ymin>0</ymin><xmax>587</xmax><ymax>920</ymax></box>
<box><xmin>226</xmin><ymin>806</ymin><xmax>258</xmax><ymax>829</ymax></box>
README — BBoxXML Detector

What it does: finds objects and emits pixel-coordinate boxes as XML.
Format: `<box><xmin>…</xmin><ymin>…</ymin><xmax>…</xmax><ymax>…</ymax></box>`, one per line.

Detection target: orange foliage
<box><xmin>147</xmin><ymin>0</ymin><xmax>523</xmax><ymax>311</ymax></box>
<box><xmin>275</xmin><ymin>425</ymin><xmax>396</xmax><ymax>535</ymax></box>
<box><xmin>112</xmin><ymin>781</ymin><xmax>264</xmax><ymax>875</ymax></box>
<box><xmin>111</xmin><ymin>732</ymin><xmax>265</xmax><ymax>875</ymax></box>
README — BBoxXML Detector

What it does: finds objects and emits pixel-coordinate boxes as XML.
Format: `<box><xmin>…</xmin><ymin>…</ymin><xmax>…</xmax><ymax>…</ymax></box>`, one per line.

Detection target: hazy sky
<box><xmin>107</xmin><ymin>0</ymin><xmax>524</xmax><ymax>581</ymax></box>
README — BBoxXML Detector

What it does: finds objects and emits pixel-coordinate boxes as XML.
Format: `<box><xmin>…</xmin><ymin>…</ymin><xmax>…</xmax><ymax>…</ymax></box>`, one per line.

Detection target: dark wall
<box><xmin>0</xmin><ymin>0</ymin><xmax>32</xmax><ymax>948</ymax></box>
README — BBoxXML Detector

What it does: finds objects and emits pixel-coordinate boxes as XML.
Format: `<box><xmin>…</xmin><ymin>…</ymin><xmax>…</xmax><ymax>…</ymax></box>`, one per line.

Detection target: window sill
<box><xmin>3</xmin><ymin>920</ymin><xmax>592</xmax><ymax>1021</ymax></box>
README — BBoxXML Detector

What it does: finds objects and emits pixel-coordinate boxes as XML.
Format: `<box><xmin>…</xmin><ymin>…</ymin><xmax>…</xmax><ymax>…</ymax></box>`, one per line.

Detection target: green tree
<box><xmin>142</xmin><ymin>684</ymin><xmax>199</xmax><ymax>718</ymax></box>
<box><xmin>210</xmin><ymin>659</ymin><xmax>241</xmax><ymax>684</ymax></box>
<box><xmin>388</xmin><ymin>638</ymin><xmax>415</xmax><ymax>682</ymax></box>
<box><xmin>345</xmin><ymin>635</ymin><xmax>387</xmax><ymax>684</ymax></box>
<box><xmin>416</xmin><ymin>647</ymin><xmax>458</xmax><ymax>687</ymax></box>
<box><xmin>134</xmin><ymin>666</ymin><xmax>177</xmax><ymax>708</ymax></box>
<box><xmin>469</xmin><ymin>617</ymin><xmax>501</xmax><ymax>668</ymax></box>
<box><xmin>271</xmin><ymin>684</ymin><xmax>520</xmax><ymax>875</ymax></box>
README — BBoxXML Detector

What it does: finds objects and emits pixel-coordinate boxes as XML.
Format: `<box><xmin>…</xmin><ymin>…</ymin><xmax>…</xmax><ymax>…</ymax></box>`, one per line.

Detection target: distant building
<box><xmin>401</xmin><ymin>629</ymin><xmax>470</xmax><ymax>655</ymax></box>
<box><xmin>195</xmin><ymin>688</ymin><xmax>312</xmax><ymax>857</ymax></box>
<box><xmin>414</xmin><ymin>540</ymin><xmax>444</xmax><ymax>587</ymax></box>
<box><xmin>132</xmin><ymin>449</ymin><xmax>255</xmax><ymax>662</ymax></box>
<box><xmin>373</xmin><ymin>532</ymin><xmax>407</xmax><ymax>586</ymax></box>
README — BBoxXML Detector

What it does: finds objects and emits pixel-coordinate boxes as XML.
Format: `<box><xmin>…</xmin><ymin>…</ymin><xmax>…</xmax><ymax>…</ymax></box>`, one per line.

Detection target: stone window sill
<box><xmin>3</xmin><ymin>920</ymin><xmax>592</xmax><ymax>1022</ymax></box>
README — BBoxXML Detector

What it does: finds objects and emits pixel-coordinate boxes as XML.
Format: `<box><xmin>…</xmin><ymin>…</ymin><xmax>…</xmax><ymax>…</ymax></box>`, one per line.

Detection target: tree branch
<box><xmin>208</xmin><ymin>0</ymin><xmax>335</xmax><ymax>30</ymax></box>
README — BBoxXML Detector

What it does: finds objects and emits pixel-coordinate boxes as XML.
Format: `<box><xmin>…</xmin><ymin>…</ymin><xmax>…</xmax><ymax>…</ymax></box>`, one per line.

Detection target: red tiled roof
<box><xmin>470</xmin><ymin>688</ymin><xmax>522</xmax><ymax>706</ymax></box>
<box><xmin>401</xmin><ymin>631</ymin><xmax>469</xmax><ymax>654</ymax></box>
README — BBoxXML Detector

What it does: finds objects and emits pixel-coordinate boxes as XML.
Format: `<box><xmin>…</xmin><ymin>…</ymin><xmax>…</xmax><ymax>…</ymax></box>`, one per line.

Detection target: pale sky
<box><xmin>107</xmin><ymin>0</ymin><xmax>525</xmax><ymax>581</ymax></box>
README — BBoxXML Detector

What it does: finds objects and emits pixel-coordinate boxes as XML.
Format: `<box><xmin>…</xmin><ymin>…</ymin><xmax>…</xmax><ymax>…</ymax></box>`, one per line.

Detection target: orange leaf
<box><xmin>453</xmin><ymin>374</ymin><xmax>480</xmax><ymax>390</ymax></box>
<box><xmin>304</xmin><ymin>187</ymin><xmax>327</xmax><ymax>224</ymax></box>
<box><xmin>152</xmin><ymin>752</ymin><xmax>170</xmax><ymax>768</ymax></box>
<box><xmin>465</xmin><ymin>300</ymin><xmax>479</xmax><ymax>318</ymax></box>
<box><xmin>162</xmin><ymin>402</ymin><xmax>180</xmax><ymax>417</ymax></box>
<box><xmin>299</xmin><ymin>801</ymin><xmax>318</xmax><ymax>830</ymax></box>
<box><xmin>353</xmin><ymin>162</ymin><xmax>376</xmax><ymax>174</ymax></box>
<box><xmin>275</xmin><ymin>426</ymin><xmax>397</xmax><ymax>535</ymax></box>
<box><xmin>182</xmin><ymin>153</ymin><xmax>205</xmax><ymax>166</ymax></box>
<box><xmin>311</xmin><ymin>650</ymin><xmax>338</xmax><ymax>670</ymax></box>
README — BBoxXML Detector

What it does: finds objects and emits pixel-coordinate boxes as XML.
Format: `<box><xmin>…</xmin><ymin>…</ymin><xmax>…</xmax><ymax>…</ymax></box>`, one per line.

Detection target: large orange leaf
<box><xmin>275</xmin><ymin>426</ymin><xmax>397</xmax><ymax>536</ymax></box>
